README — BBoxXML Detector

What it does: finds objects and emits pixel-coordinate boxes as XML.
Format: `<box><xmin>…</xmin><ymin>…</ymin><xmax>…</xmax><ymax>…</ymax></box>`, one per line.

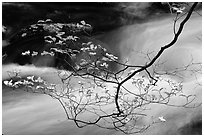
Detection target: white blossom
<box><xmin>22</xmin><ymin>80</ymin><xmax>34</xmax><ymax>86</ymax></box>
<box><xmin>57</xmin><ymin>31</ymin><xmax>65</xmax><ymax>36</ymax></box>
<box><xmin>21</xmin><ymin>33</ymin><xmax>27</xmax><ymax>37</ymax></box>
<box><xmin>56</xmin><ymin>40</ymin><xmax>64</xmax><ymax>45</ymax></box>
<box><xmin>31</xmin><ymin>51</ymin><xmax>38</xmax><ymax>56</ymax></box>
<box><xmin>72</xmin><ymin>50</ymin><xmax>80</xmax><ymax>54</ymax></box>
<box><xmin>82</xmin><ymin>43</ymin><xmax>87</xmax><ymax>46</ymax></box>
<box><xmin>44</xmin><ymin>36</ymin><xmax>56</xmax><ymax>42</ymax></box>
<box><xmin>45</xmin><ymin>19</ymin><xmax>52</xmax><ymax>23</ymax></box>
<box><xmin>76</xmin><ymin>23</ymin><xmax>83</xmax><ymax>28</ymax></box>
<box><xmin>131</xmin><ymin>78</ymin><xmax>137</xmax><ymax>85</ymax></box>
<box><xmin>81</xmin><ymin>47</ymin><xmax>90</xmax><ymax>52</ymax></box>
<box><xmin>172</xmin><ymin>6</ymin><xmax>185</xmax><ymax>14</ymax></box>
<box><xmin>45</xmin><ymin>40</ymin><xmax>53</xmax><ymax>43</ymax></box>
<box><xmin>64</xmin><ymin>36</ymin><xmax>79</xmax><ymax>41</ymax></box>
<box><xmin>80</xmin><ymin>20</ymin><xmax>86</xmax><ymax>25</ymax></box>
<box><xmin>101</xmin><ymin>57</ymin><xmax>112</xmax><ymax>62</ymax></box>
<box><xmin>90</xmin><ymin>44</ymin><xmax>97</xmax><ymax>50</ymax></box>
<box><xmin>41</xmin><ymin>51</ymin><xmax>55</xmax><ymax>56</ymax></box>
<box><xmin>75</xmin><ymin>65</ymin><xmax>81</xmax><ymax>70</ymax></box>
<box><xmin>80</xmin><ymin>60</ymin><xmax>88</xmax><ymax>66</ymax></box>
<box><xmin>4</xmin><ymin>80</ymin><xmax>13</xmax><ymax>87</ymax></box>
<box><xmin>12</xmin><ymin>81</ymin><xmax>24</xmax><ymax>88</ymax></box>
<box><xmin>86</xmin><ymin>42</ymin><xmax>92</xmax><ymax>45</ymax></box>
<box><xmin>47</xmin><ymin>86</ymin><xmax>54</xmax><ymax>90</ymax></box>
<box><xmin>89</xmin><ymin>52</ymin><xmax>96</xmax><ymax>56</ymax></box>
<box><xmin>27</xmin><ymin>76</ymin><xmax>35</xmax><ymax>81</ymax></box>
<box><xmin>78</xmin><ymin>81</ymin><xmax>84</xmax><ymax>85</ymax></box>
<box><xmin>100</xmin><ymin>62</ymin><xmax>108</xmax><ymax>68</ymax></box>
<box><xmin>51</xmin><ymin>48</ymin><xmax>64</xmax><ymax>53</ymax></box>
<box><xmin>35</xmin><ymin>77</ymin><xmax>44</xmax><ymax>83</ymax></box>
<box><xmin>13</xmin><ymin>69</ymin><xmax>21</xmax><ymax>75</ymax></box>
<box><xmin>56</xmin><ymin>23</ymin><xmax>63</xmax><ymax>29</ymax></box>
<box><xmin>22</xmin><ymin>50</ymin><xmax>30</xmax><ymax>56</ymax></box>
<box><xmin>50</xmin><ymin>84</ymin><xmax>56</xmax><ymax>87</ymax></box>
<box><xmin>84</xmin><ymin>23</ymin><xmax>91</xmax><ymax>27</ymax></box>
<box><xmin>98</xmin><ymin>45</ymin><xmax>107</xmax><ymax>52</ymax></box>
<box><xmin>47</xmin><ymin>85</ymin><xmax>55</xmax><ymax>90</ymax></box>
<box><xmin>36</xmin><ymin>85</ymin><xmax>45</xmax><ymax>90</ymax></box>
<box><xmin>58</xmin><ymin>70</ymin><xmax>71</xmax><ymax>79</ymax></box>
<box><xmin>2</xmin><ymin>25</ymin><xmax>7</xmax><ymax>33</ymax></box>
<box><xmin>37</xmin><ymin>20</ymin><xmax>45</xmax><ymax>24</ymax></box>
<box><xmin>105</xmin><ymin>53</ymin><xmax>118</xmax><ymax>61</ymax></box>
<box><xmin>14</xmin><ymin>81</ymin><xmax>23</xmax><ymax>85</ymax></box>
<box><xmin>30</xmin><ymin>24</ymin><xmax>38</xmax><ymax>29</ymax></box>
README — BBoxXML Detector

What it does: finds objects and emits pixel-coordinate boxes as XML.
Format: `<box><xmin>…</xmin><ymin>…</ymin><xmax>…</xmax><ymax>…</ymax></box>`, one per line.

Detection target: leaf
<box><xmin>75</xmin><ymin>65</ymin><xmax>80</xmax><ymax>70</ymax></box>
<box><xmin>47</xmin><ymin>86</ymin><xmax>55</xmax><ymax>90</ymax></box>
<box><xmin>45</xmin><ymin>19</ymin><xmax>53</xmax><ymax>23</ymax></box>
<box><xmin>71</xmin><ymin>54</ymin><xmax>76</xmax><ymax>57</ymax></box>
<box><xmin>172</xmin><ymin>6</ymin><xmax>185</xmax><ymax>14</ymax></box>
<box><xmin>105</xmin><ymin>53</ymin><xmax>118</xmax><ymax>61</ymax></box>
<box><xmin>41</xmin><ymin>51</ymin><xmax>55</xmax><ymax>56</ymax></box>
<box><xmin>14</xmin><ymin>81</ymin><xmax>23</xmax><ymax>85</ymax></box>
<box><xmin>80</xmin><ymin>20</ymin><xmax>86</xmax><ymax>25</ymax></box>
<box><xmin>31</xmin><ymin>51</ymin><xmax>38</xmax><ymax>56</ymax></box>
<box><xmin>158</xmin><ymin>116</ymin><xmax>166</xmax><ymax>122</ymax></box>
<box><xmin>22</xmin><ymin>50</ymin><xmax>30</xmax><ymax>56</ymax></box>
<box><xmin>81</xmin><ymin>47</ymin><xmax>90</xmax><ymax>52</ymax></box>
<box><xmin>22</xmin><ymin>80</ymin><xmax>34</xmax><ymax>86</ymax></box>
<box><xmin>101</xmin><ymin>57</ymin><xmax>111</xmax><ymax>62</ymax></box>
<box><xmin>2</xmin><ymin>25</ymin><xmax>7</xmax><ymax>33</ymax></box>
<box><xmin>37</xmin><ymin>20</ymin><xmax>45</xmax><ymax>24</ymax></box>
<box><xmin>58</xmin><ymin>70</ymin><xmax>71</xmax><ymax>79</ymax></box>
<box><xmin>89</xmin><ymin>52</ymin><xmax>96</xmax><ymax>56</ymax></box>
<box><xmin>21</xmin><ymin>33</ymin><xmax>27</xmax><ymax>37</ymax></box>
<box><xmin>45</xmin><ymin>40</ymin><xmax>53</xmax><ymax>43</ymax></box>
<box><xmin>36</xmin><ymin>85</ymin><xmax>45</xmax><ymax>90</ymax></box>
<box><xmin>56</xmin><ymin>40</ymin><xmax>64</xmax><ymax>45</ymax></box>
<box><xmin>79</xmin><ymin>60</ymin><xmax>88</xmax><ymax>66</ymax></box>
<box><xmin>82</xmin><ymin>43</ymin><xmax>87</xmax><ymax>46</ymax></box>
<box><xmin>132</xmin><ymin>79</ymin><xmax>137</xmax><ymax>84</ymax></box>
<box><xmin>78</xmin><ymin>81</ymin><xmax>84</xmax><ymax>85</ymax></box>
<box><xmin>72</xmin><ymin>50</ymin><xmax>80</xmax><ymax>54</ymax></box>
<box><xmin>51</xmin><ymin>48</ymin><xmax>66</xmax><ymax>54</ymax></box>
<box><xmin>4</xmin><ymin>80</ymin><xmax>12</xmax><ymax>86</ymax></box>
<box><xmin>90</xmin><ymin>44</ymin><xmax>97</xmax><ymax>50</ymax></box>
<box><xmin>44</xmin><ymin>36</ymin><xmax>56</xmax><ymax>42</ymax></box>
<box><xmin>27</xmin><ymin>76</ymin><xmax>35</xmax><ymax>81</ymax></box>
<box><xmin>74</xmin><ymin>36</ymin><xmax>79</xmax><ymax>39</ymax></box>
<box><xmin>100</xmin><ymin>62</ymin><xmax>108</xmax><ymax>68</ymax></box>
<box><xmin>76</xmin><ymin>23</ymin><xmax>81</xmax><ymax>28</ymax></box>
<box><xmin>87</xmin><ymin>42</ymin><xmax>92</xmax><ymax>45</ymax></box>
<box><xmin>30</xmin><ymin>24</ymin><xmax>38</xmax><ymax>29</ymax></box>
<box><xmin>35</xmin><ymin>77</ymin><xmax>44</xmax><ymax>83</ymax></box>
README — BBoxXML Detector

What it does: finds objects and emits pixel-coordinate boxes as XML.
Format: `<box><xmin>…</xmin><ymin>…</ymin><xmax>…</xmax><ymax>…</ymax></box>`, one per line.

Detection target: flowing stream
<box><xmin>2</xmin><ymin>13</ymin><xmax>202</xmax><ymax>135</ymax></box>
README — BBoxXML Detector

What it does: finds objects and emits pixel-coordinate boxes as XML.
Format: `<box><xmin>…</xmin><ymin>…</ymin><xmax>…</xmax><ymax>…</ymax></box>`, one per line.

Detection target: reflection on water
<box><xmin>2</xmin><ymin>14</ymin><xmax>202</xmax><ymax>135</ymax></box>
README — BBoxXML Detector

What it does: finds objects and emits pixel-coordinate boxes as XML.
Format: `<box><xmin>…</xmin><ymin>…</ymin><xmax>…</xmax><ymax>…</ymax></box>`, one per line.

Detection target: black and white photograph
<box><xmin>2</xmin><ymin>1</ymin><xmax>202</xmax><ymax>135</ymax></box>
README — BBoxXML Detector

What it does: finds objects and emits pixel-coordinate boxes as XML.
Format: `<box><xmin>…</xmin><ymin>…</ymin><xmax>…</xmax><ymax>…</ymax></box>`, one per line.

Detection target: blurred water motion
<box><xmin>2</xmin><ymin>3</ymin><xmax>202</xmax><ymax>135</ymax></box>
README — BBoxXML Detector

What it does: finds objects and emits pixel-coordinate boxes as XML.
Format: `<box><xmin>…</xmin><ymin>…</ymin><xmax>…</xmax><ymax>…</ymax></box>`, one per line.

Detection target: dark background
<box><xmin>2</xmin><ymin>2</ymin><xmax>172</xmax><ymax>39</ymax></box>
